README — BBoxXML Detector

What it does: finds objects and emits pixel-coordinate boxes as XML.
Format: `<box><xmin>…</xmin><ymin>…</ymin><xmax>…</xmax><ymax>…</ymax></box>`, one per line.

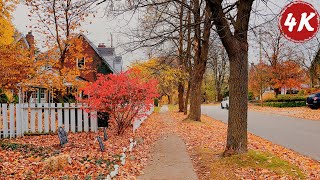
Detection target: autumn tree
<box><xmin>205</xmin><ymin>0</ymin><xmax>255</xmax><ymax>155</ymax></box>
<box><xmin>0</xmin><ymin>0</ymin><xmax>33</xmax><ymax>90</ymax></box>
<box><xmin>25</xmin><ymin>0</ymin><xmax>97</xmax><ymax>96</ymax></box>
<box><xmin>271</xmin><ymin>60</ymin><xmax>306</xmax><ymax>94</ymax></box>
<box><xmin>309</xmin><ymin>46</ymin><xmax>320</xmax><ymax>88</ymax></box>
<box><xmin>131</xmin><ymin>58</ymin><xmax>187</xmax><ymax>104</ymax></box>
<box><xmin>249</xmin><ymin>62</ymin><xmax>270</xmax><ymax>106</ymax></box>
<box><xmin>0</xmin><ymin>0</ymin><xmax>16</xmax><ymax>45</ymax></box>
<box><xmin>80</xmin><ymin>70</ymin><xmax>158</xmax><ymax>135</ymax></box>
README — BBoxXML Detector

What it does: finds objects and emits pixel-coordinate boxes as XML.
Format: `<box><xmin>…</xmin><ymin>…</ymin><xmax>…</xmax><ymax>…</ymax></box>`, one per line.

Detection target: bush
<box><xmin>154</xmin><ymin>98</ymin><xmax>159</xmax><ymax>107</ymax></box>
<box><xmin>248</xmin><ymin>92</ymin><xmax>254</xmax><ymax>101</ymax></box>
<box><xmin>297</xmin><ymin>90</ymin><xmax>305</xmax><ymax>96</ymax></box>
<box><xmin>263</xmin><ymin>101</ymin><xmax>306</xmax><ymax>108</ymax></box>
<box><xmin>0</xmin><ymin>93</ymin><xmax>8</xmax><ymax>103</ymax></box>
<box><xmin>80</xmin><ymin>70</ymin><xmax>158</xmax><ymax>135</ymax></box>
<box><xmin>264</xmin><ymin>95</ymin><xmax>306</xmax><ymax>102</ymax></box>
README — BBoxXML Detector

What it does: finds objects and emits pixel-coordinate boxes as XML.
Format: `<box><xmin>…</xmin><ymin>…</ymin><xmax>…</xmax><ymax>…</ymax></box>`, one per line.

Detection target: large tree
<box><xmin>205</xmin><ymin>0</ymin><xmax>254</xmax><ymax>155</ymax></box>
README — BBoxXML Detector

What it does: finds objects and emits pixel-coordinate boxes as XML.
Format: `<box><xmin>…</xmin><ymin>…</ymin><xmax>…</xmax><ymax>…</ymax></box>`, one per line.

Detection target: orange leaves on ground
<box><xmin>249</xmin><ymin>105</ymin><xmax>320</xmax><ymax>121</ymax></box>
<box><xmin>170</xmin><ymin>112</ymin><xmax>320</xmax><ymax>179</ymax></box>
<box><xmin>0</xmin><ymin>113</ymin><xmax>165</xmax><ymax>179</ymax></box>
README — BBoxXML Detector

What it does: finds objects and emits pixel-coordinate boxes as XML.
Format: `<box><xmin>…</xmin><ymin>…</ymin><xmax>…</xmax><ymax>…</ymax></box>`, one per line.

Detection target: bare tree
<box><xmin>205</xmin><ymin>0</ymin><xmax>255</xmax><ymax>155</ymax></box>
<box><xmin>207</xmin><ymin>42</ymin><xmax>229</xmax><ymax>102</ymax></box>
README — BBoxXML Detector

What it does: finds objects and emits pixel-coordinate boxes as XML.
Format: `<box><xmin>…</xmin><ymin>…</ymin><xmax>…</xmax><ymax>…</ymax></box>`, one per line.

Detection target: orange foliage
<box><xmin>271</xmin><ymin>60</ymin><xmax>306</xmax><ymax>90</ymax></box>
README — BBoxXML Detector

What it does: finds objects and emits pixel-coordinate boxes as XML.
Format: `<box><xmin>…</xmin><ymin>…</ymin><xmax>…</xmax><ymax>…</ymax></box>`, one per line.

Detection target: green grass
<box><xmin>195</xmin><ymin>147</ymin><xmax>305</xmax><ymax>179</ymax></box>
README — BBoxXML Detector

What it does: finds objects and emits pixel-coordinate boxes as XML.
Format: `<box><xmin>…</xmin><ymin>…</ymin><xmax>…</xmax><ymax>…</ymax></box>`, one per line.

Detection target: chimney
<box><xmin>98</xmin><ymin>43</ymin><xmax>106</xmax><ymax>48</ymax></box>
<box><xmin>26</xmin><ymin>31</ymin><xmax>35</xmax><ymax>60</ymax></box>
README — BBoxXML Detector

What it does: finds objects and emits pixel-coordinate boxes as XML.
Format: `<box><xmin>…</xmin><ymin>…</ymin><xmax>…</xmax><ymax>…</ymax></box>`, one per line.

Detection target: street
<box><xmin>201</xmin><ymin>105</ymin><xmax>320</xmax><ymax>161</ymax></box>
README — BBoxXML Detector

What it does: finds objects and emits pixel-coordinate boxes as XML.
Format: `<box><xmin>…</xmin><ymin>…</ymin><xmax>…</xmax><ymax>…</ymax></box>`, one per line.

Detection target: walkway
<box><xmin>138</xmin><ymin>106</ymin><xmax>198</xmax><ymax>180</ymax></box>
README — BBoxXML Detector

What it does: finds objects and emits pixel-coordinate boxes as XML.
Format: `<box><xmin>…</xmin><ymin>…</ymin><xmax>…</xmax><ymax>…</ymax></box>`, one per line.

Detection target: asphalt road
<box><xmin>201</xmin><ymin>105</ymin><xmax>320</xmax><ymax>161</ymax></box>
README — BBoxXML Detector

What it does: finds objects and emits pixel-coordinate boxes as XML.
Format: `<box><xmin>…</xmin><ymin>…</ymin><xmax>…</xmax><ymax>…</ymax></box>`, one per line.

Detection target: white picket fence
<box><xmin>0</xmin><ymin>103</ymin><xmax>97</xmax><ymax>138</ymax></box>
<box><xmin>132</xmin><ymin>105</ymin><xmax>154</xmax><ymax>132</ymax></box>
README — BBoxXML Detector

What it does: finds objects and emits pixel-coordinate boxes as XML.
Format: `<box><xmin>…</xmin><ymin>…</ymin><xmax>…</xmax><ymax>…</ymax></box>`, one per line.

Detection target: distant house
<box><xmin>19</xmin><ymin>34</ymin><xmax>123</xmax><ymax>103</ymax></box>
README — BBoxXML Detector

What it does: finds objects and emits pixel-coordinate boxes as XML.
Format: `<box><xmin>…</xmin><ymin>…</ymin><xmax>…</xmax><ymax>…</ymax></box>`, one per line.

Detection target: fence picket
<box><xmin>57</xmin><ymin>103</ymin><xmax>63</xmax><ymax>128</ymax></box>
<box><xmin>37</xmin><ymin>103</ymin><xmax>43</xmax><ymax>132</ymax></box>
<box><xmin>91</xmin><ymin>111</ymin><xmax>97</xmax><ymax>132</ymax></box>
<box><xmin>23</xmin><ymin>104</ymin><xmax>29</xmax><ymax>133</ymax></box>
<box><xmin>70</xmin><ymin>103</ymin><xmax>76</xmax><ymax>133</ymax></box>
<box><xmin>9</xmin><ymin>104</ymin><xmax>14</xmax><ymax>138</ymax></box>
<box><xmin>16</xmin><ymin>104</ymin><xmax>21</xmax><ymax>137</ymax></box>
<box><xmin>50</xmin><ymin>103</ymin><xmax>56</xmax><ymax>132</ymax></box>
<box><xmin>64</xmin><ymin>103</ymin><xmax>70</xmax><ymax>132</ymax></box>
<box><xmin>30</xmin><ymin>103</ymin><xmax>36</xmax><ymax>132</ymax></box>
<box><xmin>77</xmin><ymin>105</ymin><xmax>83</xmax><ymax>132</ymax></box>
<box><xmin>2</xmin><ymin>104</ymin><xmax>8</xmax><ymax>138</ymax></box>
<box><xmin>84</xmin><ymin>110</ymin><xmax>89</xmax><ymax>132</ymax></box>
<box><xmin>44</xmin><ymin>103</ymin><xmax>49</xmax><ymax>133</ymax></box>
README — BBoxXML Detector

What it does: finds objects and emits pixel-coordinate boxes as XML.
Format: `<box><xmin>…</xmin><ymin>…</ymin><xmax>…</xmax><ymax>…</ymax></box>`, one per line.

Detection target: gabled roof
<box><xmin>14</xmin><ymin>34</ymin><xmax>30</xmax><ymax>49</ymax></box>
<box><xmin>79</xmin><ymin>33</ymin><xmax>117</xmax><ymax>73</ymax></box>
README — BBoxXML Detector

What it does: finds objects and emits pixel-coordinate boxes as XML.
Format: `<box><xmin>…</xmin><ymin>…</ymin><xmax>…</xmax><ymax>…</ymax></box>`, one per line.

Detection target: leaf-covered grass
<box><xmin>154</xmin><ymin>106</ymin><xmax>161</xmax><ymax>113</ymax></box>
<box><xmin>167</xmin><ymin>104</ymin><xmax>178</xmax><ymax>112</ymax></box>
<box><xmin>195</xmin><ymin>147</ymin><xmax>305</xmax><ymax>179</ymax></box>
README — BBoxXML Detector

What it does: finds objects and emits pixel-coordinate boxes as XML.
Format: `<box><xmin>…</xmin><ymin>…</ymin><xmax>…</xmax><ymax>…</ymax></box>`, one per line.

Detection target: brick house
<box><xmin>19</xmin><ymin>33</ymin><xmax>123</xmax><ymax>103</ymax></box>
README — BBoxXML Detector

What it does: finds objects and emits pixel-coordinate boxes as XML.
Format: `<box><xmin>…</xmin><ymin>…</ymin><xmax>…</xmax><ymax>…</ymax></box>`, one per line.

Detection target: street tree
<box><xmin>205</xmin><ymin>0</ymin><xmax>255</xmax><ymax>155</ymax></box>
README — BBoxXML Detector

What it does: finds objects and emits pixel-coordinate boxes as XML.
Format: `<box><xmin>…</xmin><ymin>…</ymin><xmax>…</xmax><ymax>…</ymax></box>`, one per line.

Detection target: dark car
<box><xmin>306</xmin><ymin>92</ymin><xmax>320</xmax><ymax>109</ymax></box>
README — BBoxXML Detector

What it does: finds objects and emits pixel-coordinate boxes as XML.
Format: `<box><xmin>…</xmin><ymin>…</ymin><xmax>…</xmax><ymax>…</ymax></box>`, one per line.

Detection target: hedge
<box><xmin>263</xmin><ymin>101</ymin><xmax>306</xmax><ymax>108</ymax></box>
<box><xmin>264</xmin><ymin>95</ymin><xmax>306</xmax><ymax>102</ymax></box>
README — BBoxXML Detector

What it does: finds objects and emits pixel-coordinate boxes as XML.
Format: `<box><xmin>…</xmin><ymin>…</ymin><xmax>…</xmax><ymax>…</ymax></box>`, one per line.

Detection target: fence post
<box><xmin>77</xmin><ymin>103</ymin><xmax>83</xmax><ymax>132</ymax></box>
<box><xmin>30</xmin><ymin>103</ymin><xmax>36</xmax><ymax>133</ymax></box>
<box><xmin>64</xmin><ymin>103</ymin><xmax>70</xmax><ymax>132</ymax></box>
<box><xmin>43</xmin><ymin>103</ymin><xmax>49</xmax><ymax>133</ymax></box>
<box><xmin>16</xmin><ymin>104</ymin><xmax>22</xmax><ymax>137</ymax></box>
<box><xmin>9</xmin><ymin>104</ymin><xmax>15</xmax><ymax>138</ymax></box>
<box><xmin>23</xmin><ymin>104</ymin><xmax>29</xmax><ymax>133</ymax></box>
<box><xmin>57</xmin><ymin>103</ymin><xmax>63</xmax><ymax>128</ymax></box>
<box><xmin>37</xmin><ymin>103</ymin><xmax>43</xmax><ymax>132</ymax></box>
<box><xmin>2</xmin><ymin>104</ymin><xmax>8</xmax><ymax>138</ymax></box>
<box><xmin>50</xmin><ymin>103</ymin><xmax>56</xmax><ymax>132</ymax></box>
<box><xmin>84</xmin><ymin>110</ymin><xmax>89</xmax><ymax>132</ymax></box>
<box><xmin>70</xmin><ymin>103</ymin><xmax>76</xmax><ymax>133</ymax></box>
<box><xmin>90</xmin><ymin>111</ymin><xmax>97</xmax><ymax>132</ymax></box>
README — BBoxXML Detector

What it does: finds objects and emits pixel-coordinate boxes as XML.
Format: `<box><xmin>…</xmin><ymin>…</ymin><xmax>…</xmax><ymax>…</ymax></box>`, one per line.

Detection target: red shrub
<box><xmin>80</xmin><ymin>70</ymin><xmax>158</xmax><ymax>135</ymax></box>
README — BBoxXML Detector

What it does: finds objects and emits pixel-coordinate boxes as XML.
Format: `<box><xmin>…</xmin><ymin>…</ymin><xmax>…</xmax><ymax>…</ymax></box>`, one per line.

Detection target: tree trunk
<box><xmin>224</xmin><ymin>46</ymin><xmax>248</xmax><ymax>156</ymax></box>
<box><xmin>188</xmin><ymin>67</ymin><xmax>205</xmax><ymax>121</ymax></box>
<box><xmin>178</xmin><ymin>82</ymin><xmax>184</xmax><ymax>112</ymax></box>
<box><xmin>274</xmin><ymin>88</ymin><xmax>281</xmax><ymax>96</ymax></box>
<box><xmin>178</xmin><ymin>0</ymin><xmax>185</xmax><ymax>112</ymax></box>
<box><xmin>184</xmin><ymin>80</ymin><xmax>191</xmax><ymax>115</ymax></box>
<box><xmin>188</xmin><ymin>3</ymin><xmax>211</xmax><ymax>121</ymax></box>
<box><xmin>167</xmin><ymin>95</ymin><xmax>172</xmax><ymax>104</ymax></box>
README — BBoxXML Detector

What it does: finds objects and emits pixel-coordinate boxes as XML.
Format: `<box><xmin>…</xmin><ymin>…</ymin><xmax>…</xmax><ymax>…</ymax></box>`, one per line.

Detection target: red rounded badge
<box><xmin>279</xmin><ymin>1</ymin><xmax>319</xmax><ymax>43</ymax></box>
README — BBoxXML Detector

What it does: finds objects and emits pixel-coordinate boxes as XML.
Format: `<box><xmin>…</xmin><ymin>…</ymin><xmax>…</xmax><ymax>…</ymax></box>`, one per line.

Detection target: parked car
<box><xmin>306</xmin><ymin>92</ymin><xmax>320</xmax><ymax>109</ymax></box>
<box><xmin>221</xmin><ymin>96</ymin><xmax>229</xmax><ymax>109</ymax></box>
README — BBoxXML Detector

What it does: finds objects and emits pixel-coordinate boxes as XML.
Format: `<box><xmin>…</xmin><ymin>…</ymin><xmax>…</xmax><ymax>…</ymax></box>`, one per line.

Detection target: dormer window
<box><xmin>77</xmin><ymin>57</ymin><xmax>85</xmax><ymax>69</ymax></box>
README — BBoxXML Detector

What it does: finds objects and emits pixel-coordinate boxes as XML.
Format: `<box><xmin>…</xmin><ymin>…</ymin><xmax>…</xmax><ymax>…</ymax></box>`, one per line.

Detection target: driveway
<box><xmin>201</xmin><ymin>105</ymin><xmax>320</xmax><ymax>161</ymax></box>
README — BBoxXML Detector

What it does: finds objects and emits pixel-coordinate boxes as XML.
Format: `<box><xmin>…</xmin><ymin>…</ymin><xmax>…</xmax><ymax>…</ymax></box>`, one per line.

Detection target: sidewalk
<box><xmin>138</xmin><ymin>106</ymin><xmax>198</xmax><ymax>180</ymax></box>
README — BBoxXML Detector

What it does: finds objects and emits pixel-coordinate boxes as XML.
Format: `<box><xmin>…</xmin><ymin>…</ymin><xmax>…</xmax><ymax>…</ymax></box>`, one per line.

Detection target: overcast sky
<box><xmin>12</xmin><ymin>0</ymin><xmax>320</xmax><ymax>68</ymax></box>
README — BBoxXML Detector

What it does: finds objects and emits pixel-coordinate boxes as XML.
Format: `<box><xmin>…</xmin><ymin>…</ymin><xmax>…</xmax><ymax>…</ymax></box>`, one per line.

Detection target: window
<box><xmin>77</xmin><ymin>57</ymin><xmax>85</xmax><ymax>69</ymax></box>
<box><xmin>31</xmin><ymin>91</ymin><xmax>37</xmax><ymax>98</ymax></box>
<box><xmin>40</xmin><ymin>89</ymin><xmax>45</xmax><ymax>99</ymax></box>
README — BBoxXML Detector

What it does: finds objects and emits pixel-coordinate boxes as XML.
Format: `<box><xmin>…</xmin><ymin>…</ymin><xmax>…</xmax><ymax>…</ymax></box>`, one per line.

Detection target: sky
<box><xmin>12</xmin><ymin>0</ymin><xmax>320</xmax><ymax>68</ymax></box>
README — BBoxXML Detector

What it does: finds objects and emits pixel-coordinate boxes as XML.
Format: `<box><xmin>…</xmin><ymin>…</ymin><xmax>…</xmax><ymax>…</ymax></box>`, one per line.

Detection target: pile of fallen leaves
<box><xmin>0</xmin><ymin>113</ymin><xmax>166</xmax><ymax>179</ymax></box>
<box><xmin>249</xmin><ymin>105</ymin><xmax>320</xmax><ymax>121</ymax></box>
<box><xmin>170</xmin><ymin>112</ymin><xmax>320</xmax><ymax>179</ymax></box>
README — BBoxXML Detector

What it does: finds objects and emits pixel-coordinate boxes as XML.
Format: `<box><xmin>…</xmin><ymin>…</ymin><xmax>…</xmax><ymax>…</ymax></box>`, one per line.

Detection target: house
<box><xmin>19</xmin><ymin>33</ymin><xmax>123</xmax><ymax>103</ymax></box>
